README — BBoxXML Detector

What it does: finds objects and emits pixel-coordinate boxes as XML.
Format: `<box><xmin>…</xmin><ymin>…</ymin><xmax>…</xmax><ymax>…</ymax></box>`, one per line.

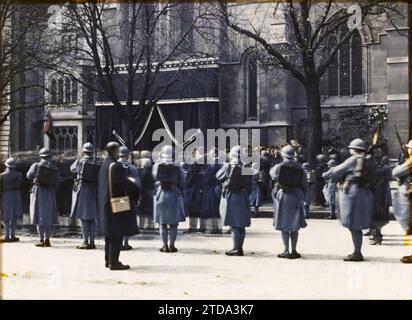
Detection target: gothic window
<box><xmin>65</xmin><ymin>77</ymin><xmax>71</xmax><ymax>103</ymax></box>
<box><xmin>58</xmin><ymin>78</ymin><xmax>64</xmax><ymax>104</ymax></box>
<box><xmin>327</xmin><ymin>28</ymin><xmax>363</xmax><ymax>96</ymax></box>
<box><xmin>50</xmin><ymin>79</ymin><xmax>57</xmax><ymax>104</ymax></box>
<box><xmin>71</xmin><ymin>80</ymin><xmax>78</xmax><ymax>103</ymax></box>
<box><xmin>50</xmin><ymin>126</ymin><xmax>78</xmax><ymax>153</ymax></box>
<box><xmin>246</xmin><ymin>55</ymin><xmax>258</xmax><ymax>120</ymax></box>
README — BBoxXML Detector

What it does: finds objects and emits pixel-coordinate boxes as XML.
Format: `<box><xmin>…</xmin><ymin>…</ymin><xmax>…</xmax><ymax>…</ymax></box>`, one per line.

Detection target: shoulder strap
<box><xmin>109</xmin><ymin>162</ymin><xmax>115</xmax><ymax>199</ymax></box>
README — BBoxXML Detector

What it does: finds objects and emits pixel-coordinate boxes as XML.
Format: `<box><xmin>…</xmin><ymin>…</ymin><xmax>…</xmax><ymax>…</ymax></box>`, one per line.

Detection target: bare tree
<box><xmin>42</xmin><ymin>2</ymin><xmax>210</xmax><ymax>150</ymax></box>
<box><xmin>214</xmin><ymin>1</ymin><xmax>406</xmax><ymax>164</ymax></box>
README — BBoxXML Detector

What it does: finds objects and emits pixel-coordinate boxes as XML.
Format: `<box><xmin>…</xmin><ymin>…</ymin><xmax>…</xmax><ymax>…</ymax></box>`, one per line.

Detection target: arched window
<box><xmin>246</xmin><ymin>55</ymin><xmax>258</xmax><ymax>120</ymax></box>
<box><xmin>50</xmin><ymin>79</ymin><xmax>57</xmax><ymax>104</ymax></box>
<box><xmin>71</xmin><ymin>80</ymin><xmax>78</xmax><ymax>103</ymax></box>
<box><xmin>327</xmin><ymin>29</ymin><xmax>363</xmax><ymax>96</ymax></box>
<box><xmin>65</xmin><ymin>77</ymin><xmax>71</xmax><ymax>103</ymax></box>
<box><xmin>58</xmin><ymin>78</ymin><xmax>64</xmax><ymax>104</ymax></box>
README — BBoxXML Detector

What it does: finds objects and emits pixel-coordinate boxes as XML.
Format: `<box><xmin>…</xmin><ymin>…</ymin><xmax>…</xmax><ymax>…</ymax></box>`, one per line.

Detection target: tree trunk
<box><xmin>304</xmin><ymin>78</ymin><xmax>323</xmax><ymax>165</ymax></box>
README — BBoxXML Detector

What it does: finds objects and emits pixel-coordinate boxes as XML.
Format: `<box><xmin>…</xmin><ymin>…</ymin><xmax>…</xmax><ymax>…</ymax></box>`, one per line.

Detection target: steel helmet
<box><xmin>4</xmin><ymin>158</ymin><xmax>16</xmax><ymax>168</ymax></box>
<box><xmin>119</xmin><ymin>146</ymin><xmax>130</xmax><ymax>157</ymax></box>
<box><xmin>82</xmin><ymin>142</ymin><xmax>94</xmax><ymax>153</ymax></box>
<box><xmin>281</xmin><ymin>145</ymin><xmax>295</xmax><ymax>160</ymax></box>
<box><xmin>348</xmin><ymin>138</ymin><xmax>366</xmax><ymax>151</ymax></box>
<box><xmin>39</xmin><ymin>147</ymin><xmax>51</xmax><ymax>158</ymax></box>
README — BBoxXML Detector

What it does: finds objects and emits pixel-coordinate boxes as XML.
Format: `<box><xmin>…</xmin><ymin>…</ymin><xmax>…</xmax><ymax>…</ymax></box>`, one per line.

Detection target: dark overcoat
<box><xmin>0</xmin><ymin>168</ymin><xmax>23</xmax><ymax>221</ymax></box>
<box><xmin>97</xmin><ymin>156</ymin><xmax>139</xmax><ymax>237</ymax></box>
<box><xmin>322</xmin><ymin>155</ymin><xmax>373</xmax><ymax>231</ymax></box>
<box><xmin>186</xmin><ymin>163</ymin><xmax>203</xmax><ymax>217</ymax></box>
<box><xmin>200</xmin><ymin>163</ymin><xmax>221</xmax><ymax>218</ymax></box>
<box><xmin>70</xmin><ymin>157</ymin><xmax>98</xmax><ymax>221</ymax></box>
<box><xmin>216</xmin><ymin>162</ymin><xmax>251</xmax><ymax>228</ymax></box>
<box><xmin>249</xmin><ymin>173</ymin><xmax>263</xmax><ymax>207</ymax></box>
<box><xmin>371</xmin><ymin>164</ymin><xmax>392</xmax><ymax>228</ymax></box>
<box><xmin>137</xmin><ymin>167</ymin><xmax>155</xmax><ymax>216</ymax></box>
<box><xmin>27</xmin><ymin>160</ymin><xmax>59</xmax><ymax>227</ymax></box>
<box><xmin>270</xmin><ymin>161</ymin><xmax>307</xmax><ymax>232</ymax></box>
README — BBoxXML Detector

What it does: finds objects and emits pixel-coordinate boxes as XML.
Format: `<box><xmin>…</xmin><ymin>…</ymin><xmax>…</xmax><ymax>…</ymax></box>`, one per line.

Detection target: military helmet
<box><xmin>316</xmin><ymin>154</ymin><xmax>326</xmax><ymax>162</ymax></box>
<box><xmin>348</xmin><ymin>138</ymin><xmax>366</xmax><ymax>151</ymax></box>
<box><xmin>302</xmin><ymin>162</ymin><xmax>310</xmax><ymax>170</ymax></box>
<box><xmin>82</xmin><ymin>142</ymin><xmax>94</xmax><ymax>153</ymax></box>
<box><xmin>327</xmin><ymin>159</ymin><xmax>337</xmax><ymax>166</ymax></box>
<box><xmin>39</xmin><ymin>147</ymin><xmax>51</xmax><ymax>158</ymax></box>
<box><xmin>405</xmin><ymin>140</ymin><xmax>412</xmax><ymax>149</ymax></box>
<box><xmin>4</xmin><ymin>158</ymin><xmax>16</xmax><ymax>168</ymax></box>
<box><xmin>281</xmin><ymin>145</ymin><xmax>295</xmax><ymax>160</ymax></box>
<box><xmin>119</xmin><ymin>146</ymin><xmax>130</xmax><ymax>157</ymax></box>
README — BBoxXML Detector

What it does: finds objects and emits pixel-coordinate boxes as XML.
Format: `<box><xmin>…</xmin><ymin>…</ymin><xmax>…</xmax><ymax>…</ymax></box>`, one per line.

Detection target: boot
<box><xmin>344</xmin><ymin>252</ymin><xmax>364</xmax><ymax>262</ymax></box>
<box><xmin>109</xmin><ymin>262</ymin><xmax>130</xmax><ymax>271</ymax></box>
<box><xmin>88</xmin><ymin>243</ymin><xmax>96</xmax><ymax>250</ymax></box>
<box><xmin>35</xmin><ymin>240</ymin><xmax>45</xmax><ymax>247</ymax></box>
<box><xmin>369</xmin><ymin>236</ymin><xmax>382</xmax><ymax>245</ymax></box>
<box><xmin>289</xmin><ymin>251</ymin><xmax>302</xmax><ymax>259</ymax></box>
<box><xmin>44</xmin><ymin>239</ymin><xmax>51</xmax><ymax>247</ymax></box>
<box><xmin>10</xmin><ymin>237</ymin><xmax>20</xmax><ymax>242</ymax></box>
<box><xmin>225</xmin><ymin>248</ymin><xmax>243</xmax><ymax>256</ymax></box>
<box><xmin>159</xmin><ymin>245</ymin><xmax>170</xmax><ymax>253</ymax></box>
<box><xmin>277</xmin><ymin>251</ymin><xmax>290</xmax><ymax>259</ymax></box>
<box><xmin>121</xmin><ymin>244</ymin><xmax>133</xmax><ymax>251</ymax></box>
<box><xmin>76</xmin><ymin>242</ymin><xmax>89</xmax><ymax>249</ymax></box>
<box><xmin>169</xmin><ymin>245</ymin><xmax>178</xmax><ymax>253</ymax></box>
<box><xmin>401</xmin><ymin>255</ymin><xmax>412</xmax><ymax>263</ymax></box>
<box><xmin>1</xmin><ymin>237</ymin><xmax>11</xmax><ymax>243</ymax></box>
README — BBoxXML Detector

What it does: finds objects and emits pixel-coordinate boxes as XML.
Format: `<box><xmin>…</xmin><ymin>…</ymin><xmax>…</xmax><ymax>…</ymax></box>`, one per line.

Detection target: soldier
<box><xmin>301</xmin><ymin>162</ymin><xmax>314</xmax><ymax>218</ymax></box>
<box><xmin>0</xmin><ymin>158</ymin><xmax>23</xmax><ymax>242</ymax></box>
<box><xmin>184</xmin><ymin>150</ymin><xmax>205</xmax><ymax>233</ymax></box>
<box><xmin>216</xmin><ymin>145</ymin><xmax>252</xmax><ymax>256</ymax></box>
<box><xmin>369</xmin><ymin>155</ymin><xmax>392</xmax><ymax>245</ymax></box>
<box><xmin>137</xmin><ymin>158</ymin><xmax>155</xmax><ymax>230</ymax></box>
<box><xmin>118</xmin><ymin>146</ymin><xmax>140</xmax><ymax>251</ymax></box>
<box><xmin>270</xmin><ymin>145</ymin><xmax>307</xmax><ymax>259</ymax></box>
<box><xmin>97</xmin><ymin>142</ymin><xmax>139</xmax><ymax>270</ymax></box>
<box><xmin>313</xmin><ymin>154</ymin><xmax>328</xmax><ymax>206</ymax></box>
<box><xmin>153</xmin><ymin>145</ymin><xmax>186</xmax><ymax>253</ymax></box>
<box><xmin>70</xmin><ymin>143</ymin><xmax>98</xmax><ymax>250</ymax></box>
<box><xmin>392</xmin><ymin>140</ymin><xmax>412</xmax><ymax>263</ymax></box>
<box><xmin>323</xmin><ymin>159</ymin><xmax>338</xmax><ymax>220</ymax></box>
<box><xmin>201</xmin><ymin>148</ymin><xmax>222</xmax><ymax>234</ymax></box>
<box><xmin>322</xmin><ymin>139</ymin><xmax>374</xmax><ymax>262</ymax></box>
<box><xmin>26</xmin><ymin>148</ymin><xmax>59</xmax><ymax>247</ymax></box>
<box><xmin>249</xmin><ymin>162</ymin><xmax>263</xmax><ymax>216</ymax></box>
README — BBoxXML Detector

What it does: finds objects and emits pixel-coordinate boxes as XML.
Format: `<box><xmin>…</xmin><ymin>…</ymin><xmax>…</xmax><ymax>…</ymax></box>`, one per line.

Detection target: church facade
<box><xmin>5</xmin><ymin>2</ymin><xmax>410</xmax><ymax>159</ymax></box>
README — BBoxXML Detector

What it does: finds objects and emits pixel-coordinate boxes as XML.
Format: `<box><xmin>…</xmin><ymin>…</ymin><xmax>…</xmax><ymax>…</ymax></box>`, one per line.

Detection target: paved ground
<box><xmin>1</xmin><ymin>218</ymin><xmax>411</xmax><ymax>300</ymax></box>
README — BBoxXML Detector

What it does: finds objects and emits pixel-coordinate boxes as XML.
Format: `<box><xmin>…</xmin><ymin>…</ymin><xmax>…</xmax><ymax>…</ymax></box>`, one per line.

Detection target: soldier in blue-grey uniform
<box><xmin>201</xmin><ymin>148</ymin><xmax>222</xmax><ymax>234</ymax></box>
<box><xmin>0</xmin><ymin>158</ymin><xmax>22</xmax><ymax>242</ymax></box>
<box><xmin>270</xmin><ymin>145</ymin><xmax>307</xmax><ymax>259</ymax></box>
<box><xmin>249</xmin><ymin>162</ymin><xmax>263</xmax><ymax>216</ymax></box>
<box><xmin>118</xmin><ymin>146</ymin><xmax>140</xmax><ymax>251</ymax></box>
<box><xmin>216</xmin><ymin>145</ymin><xmax>252</xmax><ymax>256</ymax></box>
<box><xmin>392</xmin><ymin>140</ymin><xmax>412</xmax><ymax>263</ymax></box>
<box><xmin>323</xmin><ymin>159</ymin><xmax>338</xmax><ymax>220</ymax></box>
<box><xmin>27</xmin><ymin>148</ymin><xmax>59</xmax><ymax>247</ymax></box>
<box><xmin>301</xmin><ymin>162</ymin><xmax>314</xmax><ymax>218</ymax></box>
<box><xmin>322</xmin><ymin>138</ymin><xmax>374</xmax><ymax>262</ymax></box>
<box><xmin>70</xmin><ymin>143</ymin><xmax>98</xmax><ymax>249</ymax></box>
<box><xmin>153</xmin><ymin>145</ymin><xmax>186</xmax><ymax>253</ymax></box>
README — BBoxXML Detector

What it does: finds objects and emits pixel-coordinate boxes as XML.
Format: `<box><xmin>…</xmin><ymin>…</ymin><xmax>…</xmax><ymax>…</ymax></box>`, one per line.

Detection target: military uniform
<box><xmin>322</xmin><ymin>159</ymin><xmax>338</xmax><ymax>219</ymax></box>
<box><xmin>153</xmin><ymin>145</ymin><xmax>186</xmax><ymax>253</ymax></box>
<box><xmin>185</xmin><ymin>162</ymin><xmax>205</xmax><ymax>232</ymax></box>
<box><xmin>270</xmin><ymin>145</ymin><xmax>307</xmax><ymax>259</ymax></box>
<box><xmin>201</xmin><ymin>160</ymin><xmax>222</xmax><ymax>233</ymax></box>
<box><xmin>249</xmin><ymin>166</ymin><xmax>263</xmax><ymax>215</ymax></box>
<box><xmin>0</xmin><ymin>158</ymin><xmax>22</xmax><ymax>242</ymax></box>
<box><xmin>26</xmin><ymin>148</ymin><xmax>59</xmax><ymax>247</ymax></box>
<box><xmin>137</xmin><ymin>158</ymin><xmax>155</xmax><ymax>230</ymax></box>
<box><xmin>70</xmin><ymin>143</ymin><xmax>98</xmax><ymax>249</ymax></box>
<box><xmin>216</xmin><ymin>146</ymin><xmax>252</xmax><ymax>256</ymax></box>
<box><xmin>322</xmin><ymin>139</ymin><xmax>373</xmax><ymax>262</ymax></box>
<box><xmin>301</xmin><ymin>162</ymin><xmax>314</xmax><ymax>217</ymax></box>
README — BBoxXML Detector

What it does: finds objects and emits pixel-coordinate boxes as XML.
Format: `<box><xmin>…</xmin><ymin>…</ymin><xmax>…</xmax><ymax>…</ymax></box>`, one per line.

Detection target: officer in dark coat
<box><xmin>97</xmin><ymin>142</ymin><xmax>139</xmax><ymax>270</ymax></box>
<box><xmin>118</xmin><ymin>146</ymin><xmax>141</xmax><ymax>251</ymax></box>
<box><xmin>249</xmin><ymin>162</ymin><xmax>263</xmax><ymax>215</ymax></box>
<box><xmin>322</xmin><ymin>139</ymin><xmax>374</xmax><ymax>262</ymax></box>
<box><xmin>153</xmin><ymin>145</ymin><xmax>186</xmax><ymax>253</ymax></box>
<box><xmin>216</xmin><ymin>146</ymin><xmax>252</xmax><ymax>256</ymax></box>
<box><xmin>201</xmin><ymin>149</ymin><xmax>222</xmax><ymax>234</ymax></box>
<box><xmin>137</xmin><ymin>158</ymin><xmax>155</xmax><ymax>230</ymax></box>
<box><xmin>0</xmin><ymin>158</ymin><xmax>22</xmax><ymax>242</ymax></box>
<box><xmin>70</xmin><ymin>143</ymin><xmax>98</xmax><ymax>249</ymax></box>
<box><xmin>369</xmin><ymin>155</ymin><xmax>392</xmax><ymax>245</ymax></box>
<box><xmin>392</xmin><ymin>140</ymin><xmax>412</xmax><ymax>263</ymax></box>
<box><xmin>27</xmin><ymin>148</ymin><xmax>59</xmax><ymax>247</ymax></box>
<box><xmin>270</xmin><ymin>145</ymin><xmax>308</xmax><ymax>259</ymax></box>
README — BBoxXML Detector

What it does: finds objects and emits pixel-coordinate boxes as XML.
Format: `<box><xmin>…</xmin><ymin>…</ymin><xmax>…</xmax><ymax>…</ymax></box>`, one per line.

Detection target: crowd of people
<box><xmin>1</xmin><ymin>137</ymin><xmax>411</xmax><ymax>271</ymax></box>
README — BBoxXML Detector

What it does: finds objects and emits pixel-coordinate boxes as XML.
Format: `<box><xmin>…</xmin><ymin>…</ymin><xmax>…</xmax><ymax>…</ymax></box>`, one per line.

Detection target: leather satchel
<box><xmin>109</xmin><ymin>163</ymin><xmax>130</xmax><ymax>214</ymax></box>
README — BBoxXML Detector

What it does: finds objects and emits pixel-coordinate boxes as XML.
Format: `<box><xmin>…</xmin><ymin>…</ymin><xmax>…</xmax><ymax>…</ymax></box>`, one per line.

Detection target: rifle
<box><xmin>394</xmin><ymin>124</ymin><xmax>408</xmax><ymax>159</ymax></box>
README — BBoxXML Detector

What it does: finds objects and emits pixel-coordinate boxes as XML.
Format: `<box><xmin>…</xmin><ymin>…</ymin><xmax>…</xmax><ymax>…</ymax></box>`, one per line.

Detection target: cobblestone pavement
<box><xmin>1</xmin><ymin>218</ymin><xmax>411</xmax><ymax>300</ymax></box>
